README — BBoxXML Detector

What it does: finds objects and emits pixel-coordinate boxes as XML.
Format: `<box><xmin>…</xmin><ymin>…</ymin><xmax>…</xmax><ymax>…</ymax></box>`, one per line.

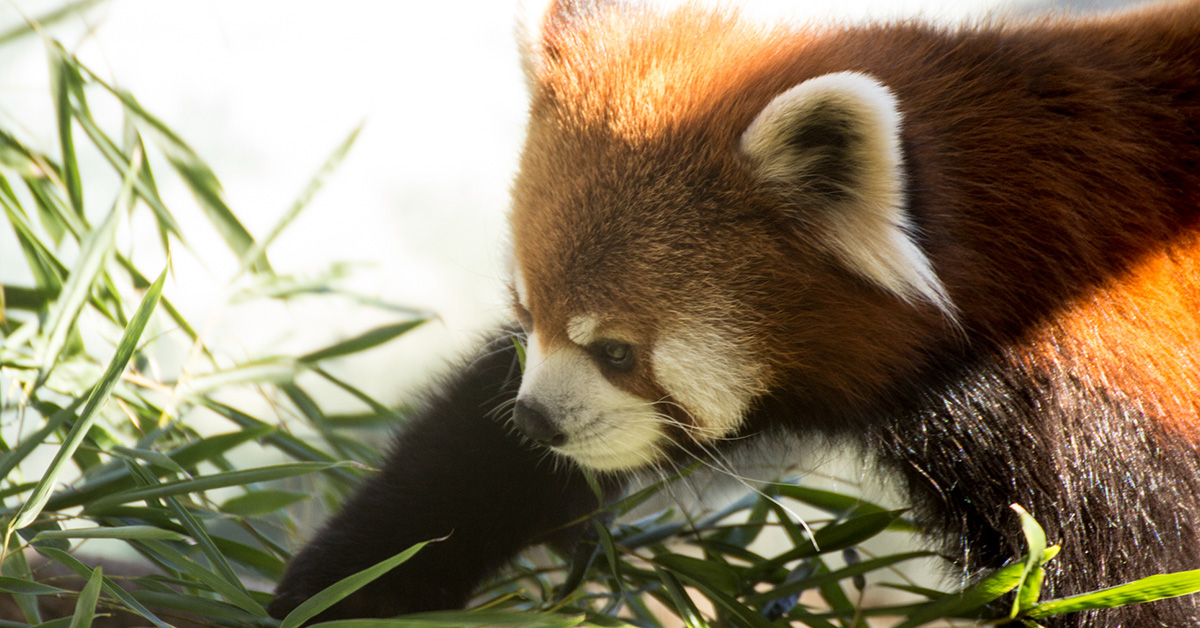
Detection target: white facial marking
<box><xmin>741</xmin><ymin>71</ymin><xmax>956</xmax><ymax>319</ymax></box>
<box><xmin>513</xmin><ymin>262</ymin><xmax>530</xmax><ymax>308</ymax></box>
<box><xmin>652</xmin><ymin>326</ymin><xmax>767</xmax><ymax>443</ymax></box>
<box><xmin>519</xmin><ymin>330</ymin><xmax>664</xmax><ymax>470</ymax></box>
<box><xmin>566</xmin><ymin>314</ymin><xmax>601</xmax><ymax>346</ymax></box>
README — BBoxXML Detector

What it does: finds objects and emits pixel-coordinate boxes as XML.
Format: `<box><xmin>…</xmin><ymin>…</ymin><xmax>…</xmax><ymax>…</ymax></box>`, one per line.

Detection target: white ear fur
<box><xmin>516</xmin><ymin>0</ymin><xmax>556</xmax><ymax>85</ymax></box>
<box><xmin>741</xmin><ymin>71</ymin><xmax>955</xmax><ymax>318</ymax></box>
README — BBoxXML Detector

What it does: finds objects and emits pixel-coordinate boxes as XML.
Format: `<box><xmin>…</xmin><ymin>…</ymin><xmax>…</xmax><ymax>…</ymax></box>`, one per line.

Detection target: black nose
<box><xmin>512</xmin><ymin>399</ymin><xmax>567</xmax><ymax>447</ymax></box>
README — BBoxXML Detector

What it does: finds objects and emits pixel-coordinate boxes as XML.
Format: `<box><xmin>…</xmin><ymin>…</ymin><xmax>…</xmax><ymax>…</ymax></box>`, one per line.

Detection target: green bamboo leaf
<box><xmin>33</xmin><ymin>526</ymin><xmax>188</xmax><ymax>542</ymax></box>
<box><xmin>665</xmin><ymin>565</ymin><xmax>775</xmax><ymax>628</ymax></box>
<box><xmin>1026</xmin><ymin>569</ymin><xmax>1200</xmax><ymax>619</ymax></box>
<box><xmin>299</xmin><ymin>319</ymin><xmax>428</xmax><ymax>364</ymax></box>
<box><xmin>891</xmin><ymin>560</ymin><xmax>1027</xmax><ymax>628</ymax></box>
<box><xmin>127</xmin><ymin>590</ymin><xmax>265</xmax><ymax>623</ymax></box>
<box><xmin>34</xmin><ymin>148</ymin><xmax>141</xmax><ymax>387</ymax></box>
<box><xmin>744</xmin><ymin>551</ymin><xmax>935</xmax><ymax>607</ymax></box>
<box><xmin>111</xmin><ymin>446</ymin><xmax>185</xmax><ymax>473</ymax></box>
<box><xmin>67</xmin><ymin>566</ymin><xmax>103</xmax><ymax>628</ymax></box>
<box><xmin>280</xmin><ymin>541</ymin><xmax>432</xmax><ymax>628</ymax></box>
<box><xmin>35</xmin><ymin>547</ymin><xmax>171</xmax><ymax>628</ymax></box>
<box><xmin>2</xmin><ymin>284</ymin><xmax>53</xmax><ymax>312</ymax></box>
<box><xmin>772</xmin><ymin>483</ymin><xmax>917</xmax><ymax>531</ymax></box>
<box><xmin>133</xmin><ymin>538</ymin><xmax>265</xmax><ymax>616</ymax></box>
<box><xmin>653</xmin><ymin>567</ymin><xmax>710</xmax><ymax>628</ymax></box>
<box><xmin>310</xmin><ymin>612</ymin><xmax>588</xmax><ymax>628</ymax></box>
<box><xmin>654</xmin><ymin>553</ymin><xmax>740</xmax><ymax>592</ymax></box>
<box><xmin>73</xmin><ymin>103</ymin><xmax>183</xmax><ymax>239</ymax></box>
<box><xmin>237</xmin><ymin>122</ymin><xmax>363</xmax><ymax>276</ymax></box>
<box><xmin>6</xmin><ymin>264</ymin><xmax>165</xmax><ymax>532</ymax></box>
<box><xmin>47</xmin><ymin>44</ymin><xmax>84</xmax><ymax>221</ymax></box>
<box><xmin>745</xmin><ymin>509</ymin><xmax>905</xmax><ymax>582</ymax></box>
<box><xmin>0</xmin><ymin>577</ymin><xmax>67</xmax><ymax>596</ymax></box>
<box><xmin>219</xmin><ymin>489</ymin><xmax>312</xmax><ymax>517</ymax></box>
<box><xmin>39</xmin><ymin>425</ymin><xmax>274</xmax><ymax>513</ymax></box>
<box><xmin>180</xmin><ymin>357</ymin><xmax>300</xmax><ymax>398</ymax></box>
<box><xmin>1011</xmin><ymin>504</ymin><xmax>1048</xmax><ymax>617</ymax></box>
<box><xmin>0</xmin><ymin>400</ymin><xmax>79</xmax><ymax>483</ymax></box>
<box><xmin>98</xmin><ymin>83</ymin><xmax>268</xmax><ymax>271</ymax></box>
<box><xmin>2</xmin><ymin>193</ymin><xmax>67</xmax><ymax>295</ymax></box>
<box><xmin>82</xmin><ymin>461</ymin><xmax>347</xmax><ymax>513</ymax></box>
<box><xmin>0</xmin><ymin>0</ymin><xmax>109</xmax><ymax>46</ymax></box>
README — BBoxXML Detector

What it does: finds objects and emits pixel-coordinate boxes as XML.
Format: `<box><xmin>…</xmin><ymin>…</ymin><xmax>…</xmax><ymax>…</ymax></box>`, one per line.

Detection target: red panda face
<box><xmin>507</xmin><ymin>3</ymin><xmax>956</xmax><ymax>471</ymax></box>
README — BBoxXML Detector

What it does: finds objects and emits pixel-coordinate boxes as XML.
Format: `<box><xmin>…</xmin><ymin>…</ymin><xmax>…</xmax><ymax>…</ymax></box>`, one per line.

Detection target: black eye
<box><xmin>593</xmin><ymin>340</ymin><xmax>634</xmax><ymax>373</ymax></box>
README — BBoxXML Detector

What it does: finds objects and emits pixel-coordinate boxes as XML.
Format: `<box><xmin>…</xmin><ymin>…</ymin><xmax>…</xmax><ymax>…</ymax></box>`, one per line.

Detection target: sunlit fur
<box><xmin>740</xmin><ymin>71</ymin><xmax>954</xmax><ymax>315</ymax></box>
<box><xmin>507</xmin><ymin>1</ymin><xmax>1200</xmax><ymax>626</ymax></box>
<box><xmin>273</xmin><ymin>2</ymin><xmax>1200</xmax><ymax>625</ymax></box>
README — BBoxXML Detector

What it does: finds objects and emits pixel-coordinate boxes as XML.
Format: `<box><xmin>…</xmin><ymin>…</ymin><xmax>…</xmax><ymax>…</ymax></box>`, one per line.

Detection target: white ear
<box><xmin>741</xmin><ymin>71</ymin><xmax>954</xmax><ymax>317</ymax></box>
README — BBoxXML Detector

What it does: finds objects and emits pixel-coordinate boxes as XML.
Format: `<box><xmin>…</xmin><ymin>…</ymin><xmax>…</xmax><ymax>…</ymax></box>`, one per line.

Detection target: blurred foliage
<box><xmin>2</xmin><ymin>10</ymin><xmax>1199</xmax><ymax>628</ymax></box>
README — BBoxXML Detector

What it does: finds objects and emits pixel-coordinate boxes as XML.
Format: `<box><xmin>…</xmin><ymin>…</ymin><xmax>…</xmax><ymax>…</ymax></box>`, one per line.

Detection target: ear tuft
<box><xmin>518</xmin><ymin>0</ymin><xmax>610</xmax><ymax>84</ymax></box>
<box><xmin>741</xmin><ymin>72</ymin><xmax>955</xmax><ymax>318</ymax></box>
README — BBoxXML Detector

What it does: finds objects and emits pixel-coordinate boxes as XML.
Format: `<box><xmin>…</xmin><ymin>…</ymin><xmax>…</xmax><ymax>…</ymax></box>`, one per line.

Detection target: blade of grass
<box><xmin>0</xmin><ymin>0</ymin><xmax>109</xmax><ymax>46</ymax></box>
<box><xmin>32</xmin><ymin>526</ymin><xmax>188</xmax><ymax>542</ymax></box>
<box><xmin>67</xmin><ymin>565</ymin><xmax>103</xmax><ymax>628</ymax></box>
<box><xmin>236</xmin><ymin>122</ymin><xmax>363</xmax><ymax>276</ymax></box>
<box><xmin>36</xmin><ymin>547</ymin><xmax>172</xmax><ymax>628</ymax></box>
<box><xmin>1026</xmin><ymin>569</ymin><xmax>1200</xmax><ymax>620</ymax></box>
<box><xmin>1011</xmin><ymin>504</ymin><xmax>1048</xmax><ymax>618</ymax></box>
<box><xmin>47</xmin><ymin>43</ymin><xmax>85</xmax><ymax>221</ymax></box>
<box><xmin>2</xmin><ymin>188</ymin><xmax>67</xmax><ymax>295</ymax></box>
<box><xmin>34</xmin><ymin>149</ymin><xmax>142</xmax><ymax>388</ymax></box>
<box><xmin>133</xmin><ymin>538</ymin><xmax>265</xmax><ymax>616</ymax></box>
<box><xmin>73</xmin><ymin>101</ymin><xmax>184</xmax><ymax>239</ymax></box>
<box><xmin>5</xmin><ymin>264</ymin><xmax>165</xmax><ymax>534</ymax></box>
<box><xmin>81</xmin><ymin>461</ymin><xmax>349</xmax><ymax>513</ymax></box>
<box><xmin>891</xmin><ymin>559</ymin><xmax>1029</xmax><ymax>628</ymax></box>
<box><xmin>0</xmin><ymin>577</ymin><xmax>68</xmax><ymax>596</ymax></box>
<box><xmin>299</xmin><ymin>318</ymin><xmax>428</xmax><ymax>364</ymax></box>
<box><xmin>0</xmin><ymin>399</ymin><xmax>81</xmax><ymax>482</ymax></box>
<box><xmin>95</xmin><ymin>79</ymin><xmax>269</xmax><ymax>272</ymax></box>
<box><xmin>280</xmin><ymin>541</ymin><xmax>433</xmax><ymax>628</ymax></box>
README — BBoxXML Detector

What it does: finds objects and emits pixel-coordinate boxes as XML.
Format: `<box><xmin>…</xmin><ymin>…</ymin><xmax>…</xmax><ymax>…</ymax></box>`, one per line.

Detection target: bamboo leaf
<box><xmin>280</xmin><ymin>541</ymin><xmax>432</xmax><ymax>628</ymax></box>
<box><xmin>0</xmin><ymin>0</ymin><xmax>109</xmax><ymax>46</ymax></box>
<box><xmin>67</xmin><ymin>566</ymin><xmax>103</xmax><ymax>628</ymax></box>
<box><xmin>237</xmin><ymin>122</ymin><xmax>363</xmax><ymax>275</ymax></box>
<box><xmin>7</xmin><ymin>264</ymin><xmax>165</xmax><ymax>532</ymax></box>
<box><xmin>180</xmin><ymin>357</ymin><xmax>300</xmax><ymax>398</ymax></box>
<box><xmin>220</xmin><ymin>489</ymin><xmax>312</xmax><ymax>517</ymax></box>
<box><xmin>891</xmin><ymin>560</ymin><xmax>1027</xmax><ymax>628</ymax></box>
<box><xmin>97</xmin><ymin>83</ymin><xmax>268</xmax><ymax>271</ymax></box>
<box><xmin>652</xmin><ymin>567</ymin><xmax>710</xmax><ymax>628</ymax></box>
<box><xmin>82</xmin><ymin>461</ymin><xmax>347</xmax><ymax>513</ymax></box>
<box><xmin>299</xmin><ymin>319</ymin><xmax>428</xmax><ymax>364</ymax></box>
<box><xmin>33</xmin><ymin>526</ymin><xmax>188</xmax><ymax>542</ymax></box>
<box><xmin>1011</xmin><ymin>504</ymin><xmax>1048</xmax><ymax>617</ymax></box>
<box><xmin>309</xmin><ymin>612</ymin><xmax>588</xmax><ymax>628</ymax></box>
<box><xmin>35</xmin><ymin>548</ymin><xmax>172</xmax><ymax>628</ymax></box>
<box><xmin>47</xmin><ymin>43</ymin><xmax>84</xmax><ymax>221</ymax></box>
<box><xmin>654</xmin><ymin>553</ymin><xmax>740</xmax><ymax>593</ymax></box>
<box><xmin>0</xmin><ymin>577</ymin><xmax>67</xmax><ymax>596</ymax></box>
<box><xmin>133</xmin><ymin>538</ymin><xmax>265</xmax><ymax>616</ymax></box>
<box><xmin>34</xmin><ymin>149</ymin><xmax>141</xmax><ymax>387</ymax></box>
<box><xmin>1026</xmin><ymin>569</ymin><xmax>1200</xmax><ymax>619</ymax></box>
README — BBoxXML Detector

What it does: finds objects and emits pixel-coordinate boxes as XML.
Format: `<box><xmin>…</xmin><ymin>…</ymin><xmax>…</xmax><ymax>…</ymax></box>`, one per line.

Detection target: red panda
<box><xmin>271</xmin><ymin>1</ymin><xmax>1200</xmax><ymax>625</ymax></box>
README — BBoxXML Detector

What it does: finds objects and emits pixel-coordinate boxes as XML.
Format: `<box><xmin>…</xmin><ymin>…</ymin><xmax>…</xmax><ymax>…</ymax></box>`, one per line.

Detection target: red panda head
<box><xmin>508</xmin><ymin>2</ymin><xmax>956</xmax><ymax>471</ymax></box>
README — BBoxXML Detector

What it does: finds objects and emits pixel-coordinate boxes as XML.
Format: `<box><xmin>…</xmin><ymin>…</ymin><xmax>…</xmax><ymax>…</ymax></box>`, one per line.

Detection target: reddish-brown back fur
<box><xmin>510</xmin><ymin>3</ymin><xmax>1200</xmax><ymax>625</ymax></box>
<box><xmin>513</xmin><ymin>0</ymin><xmax>1200</xmax><ymax>424</ymax></box>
